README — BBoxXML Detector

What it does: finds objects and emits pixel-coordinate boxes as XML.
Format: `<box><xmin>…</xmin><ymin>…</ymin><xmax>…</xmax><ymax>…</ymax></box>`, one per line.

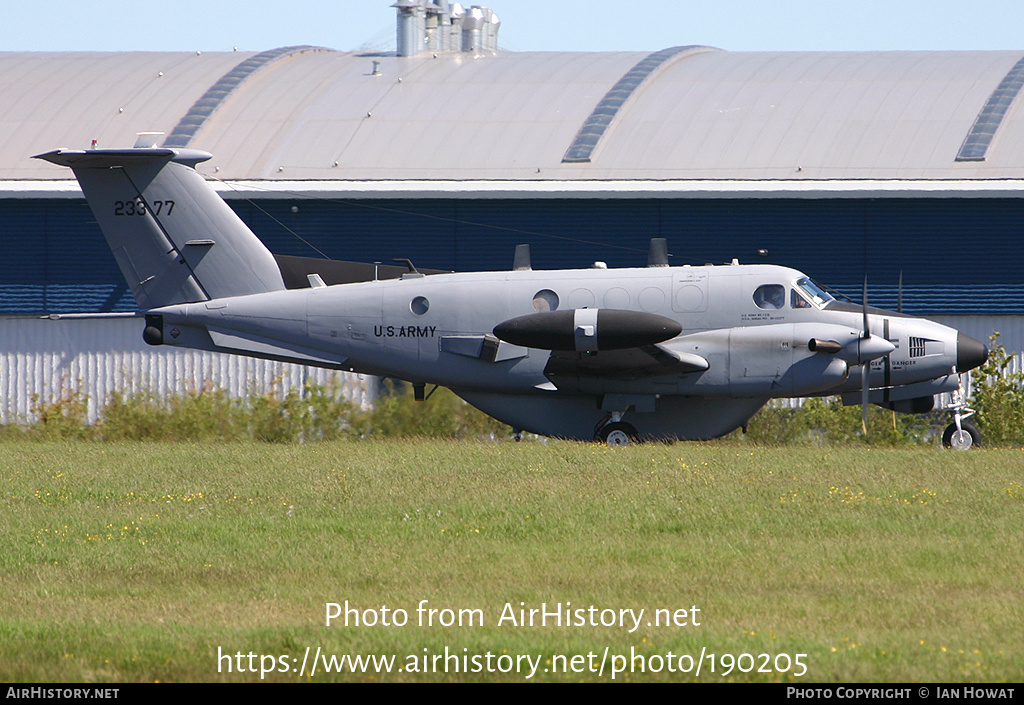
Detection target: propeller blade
<box><xmin>861</xmin><ymin>275</ymin><xmax>869</xmax><ymax>435</ymax></box>
<box><xmin>862</xmin><ymin>275</ymin><xmax>870</xmax><ymax>338</ymax></box>
<box><xmin>861</xmin><ymin>363</ymin><xmax>869</xmax><ymax>435</ymax></box>
<box><xmin>898</xmin><ymin>270</ymin><xmax>903</xmax><ymax>314</ymax></box>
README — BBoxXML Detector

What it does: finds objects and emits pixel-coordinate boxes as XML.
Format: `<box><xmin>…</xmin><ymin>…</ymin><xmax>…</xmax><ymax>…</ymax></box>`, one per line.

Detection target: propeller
<box><xmin>893</xmin><ymin>271</ymin><xmax>903</xmax><ymax>433</ymax></box>
<box><xmin>805</xmin><ymin>276</ymin><xmax>892</xmax><ymax>436</ymax></box>
<box><xmin>861</xmin><ymin>276</ymin><xmax>870</xmax><ymax>435</ymax></box>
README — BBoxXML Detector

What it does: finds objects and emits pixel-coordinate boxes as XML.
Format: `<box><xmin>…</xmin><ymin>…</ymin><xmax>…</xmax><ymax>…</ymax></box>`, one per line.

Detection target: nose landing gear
<box><xmin>942</xmin><ymin>382</ymin><xmax>981</xmax><ymax>450</ymax></box>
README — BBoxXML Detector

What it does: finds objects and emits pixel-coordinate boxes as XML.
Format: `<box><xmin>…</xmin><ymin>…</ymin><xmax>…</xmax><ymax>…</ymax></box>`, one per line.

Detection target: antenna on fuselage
<box><xmin>647</xmin><ymin>238</ymin><xmax>669</xmax><ymax>267</ymax></box>
<box><xmin>513</xmin><ymin>244</ymin><xmax>532</xmax><ymax>271</ymax></box>
<box><xmin>393</xmin><ymin>258</ymin><xmax>420</xmax><ymax>274</ymax></box>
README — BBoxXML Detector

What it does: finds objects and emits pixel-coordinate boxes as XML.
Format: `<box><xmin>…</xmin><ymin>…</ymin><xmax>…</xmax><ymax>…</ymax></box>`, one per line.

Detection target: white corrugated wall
<box><xmin>931</xmin><ymin>316</ymin><xmax>1024</xmax><ymax>375</ymax></box>
<box><xmin>0</xmin><ymin>315</ymin><xmax>374</xmax><ymax>425</ymax></box>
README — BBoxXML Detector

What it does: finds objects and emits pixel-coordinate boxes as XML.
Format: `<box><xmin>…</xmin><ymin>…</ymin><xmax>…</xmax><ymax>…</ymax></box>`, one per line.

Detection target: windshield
<box><xmin>794</xmin><ymin>277</ymin><xmax>834</xmax><ymax>308</ymax></box>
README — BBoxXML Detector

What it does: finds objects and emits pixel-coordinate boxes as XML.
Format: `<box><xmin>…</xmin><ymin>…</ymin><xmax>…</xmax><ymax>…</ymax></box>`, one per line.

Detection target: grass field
<box><xmin>1</xmin><ymin>439</ymin><xmax>1021</xmax><ymax>682</ymax></box>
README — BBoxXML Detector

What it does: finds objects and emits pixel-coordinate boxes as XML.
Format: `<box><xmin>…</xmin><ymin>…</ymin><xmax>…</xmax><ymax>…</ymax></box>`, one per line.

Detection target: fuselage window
<box><xmin>532</xmin><ymin>289</ymin><xmax>559</xmax><ymax>312</ymax></box>
<box><xmin>753</xmin><ymin>284</ymin><xmax>785</xmax><ymax>310</ymax></box>
<box><xmin>411</xmin><ymin>296</ymin><xmax>429</xmax><ymax>315</ymax></box>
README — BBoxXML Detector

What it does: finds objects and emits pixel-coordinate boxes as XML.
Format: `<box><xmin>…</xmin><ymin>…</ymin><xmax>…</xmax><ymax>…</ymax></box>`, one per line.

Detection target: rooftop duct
<box><xmin>394</xmin><ymin>1</ymin><xmax>499</xmax><ymax>56</ymax></box>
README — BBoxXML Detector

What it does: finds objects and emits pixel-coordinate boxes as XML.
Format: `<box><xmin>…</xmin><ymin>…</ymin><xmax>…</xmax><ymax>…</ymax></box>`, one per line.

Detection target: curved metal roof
<box><xmin>1</xmin><ymin>51</ymin><xmax>249</xmax><ymax>178</ymax></box>
<box><xmin>5</xmin><ymin>47</ymin><xmax>1024</xmax><ymax>182</ymax></box>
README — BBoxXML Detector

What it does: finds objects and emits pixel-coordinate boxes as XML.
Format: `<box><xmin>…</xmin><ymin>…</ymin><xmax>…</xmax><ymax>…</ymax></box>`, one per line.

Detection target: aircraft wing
<box><xmin>544</xmin><ymin>344</ymin><xmax>708</xmax><ymax>381</ymax></box>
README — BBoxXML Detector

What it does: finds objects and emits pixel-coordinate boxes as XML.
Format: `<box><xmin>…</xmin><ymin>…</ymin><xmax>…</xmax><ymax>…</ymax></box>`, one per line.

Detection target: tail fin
<box><xmin>34</xmin><ymin>147</ymin><xmax>285</xmax><ymax>309</ymax></box>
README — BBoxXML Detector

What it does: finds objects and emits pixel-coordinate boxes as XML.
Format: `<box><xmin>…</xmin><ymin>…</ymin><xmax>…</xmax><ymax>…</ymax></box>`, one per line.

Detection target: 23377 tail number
<box><xmin>113</xmin><ymin>200</ymin><xmax>174</xmax><ymax>216</ymax></box>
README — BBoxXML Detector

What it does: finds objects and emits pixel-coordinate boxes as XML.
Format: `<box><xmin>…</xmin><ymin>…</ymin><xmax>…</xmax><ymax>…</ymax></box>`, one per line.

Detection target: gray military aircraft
<box><xmin>35</xmin><ymin>145</ymin><xmax>990</xmax><ymax>447</ymax></box>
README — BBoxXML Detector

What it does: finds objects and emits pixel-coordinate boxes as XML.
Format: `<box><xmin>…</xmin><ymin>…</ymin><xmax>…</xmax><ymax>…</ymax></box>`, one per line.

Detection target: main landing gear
<box><xmin>595</xmin><ymin>412</ymin><xmax>639</xmax><ymax>447</ymax></box>
<box><xmin>942</xmin><ymin>383</ymin><xmax>981</xmax><ymax>450</ymax></box>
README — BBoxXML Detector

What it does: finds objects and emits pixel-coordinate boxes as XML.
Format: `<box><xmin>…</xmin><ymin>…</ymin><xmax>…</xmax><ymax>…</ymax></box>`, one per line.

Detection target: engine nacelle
<box><xmin>879</xmin><ymin>396</ymin><xmax>935</xmax><ymax>414</ymax></box>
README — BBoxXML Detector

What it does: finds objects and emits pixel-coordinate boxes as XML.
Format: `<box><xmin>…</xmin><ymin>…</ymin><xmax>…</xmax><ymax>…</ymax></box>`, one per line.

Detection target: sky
<box><xmin>5</xmin><ymin>0</ymin><xmax>1024</xmax><ymax>54</ymax></box>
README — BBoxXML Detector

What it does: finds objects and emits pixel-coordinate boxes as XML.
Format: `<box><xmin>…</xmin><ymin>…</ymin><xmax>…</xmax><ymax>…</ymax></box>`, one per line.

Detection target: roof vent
<box><xmin>394</xmin><ymin>1</ymin><xmax>499</xmax><ymax>57</ymax></box>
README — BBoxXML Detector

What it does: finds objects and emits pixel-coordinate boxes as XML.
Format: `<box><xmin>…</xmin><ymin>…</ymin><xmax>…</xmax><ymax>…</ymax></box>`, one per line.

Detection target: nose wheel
<box><xmin>943</xmin><ymin>421</ymin><xmax>981</xmax><ymax>450</ymax></box>
<box><xmin>942</xmin><ymin>380</ymin><xmax>981</xmax><ymax>450</ymax></box>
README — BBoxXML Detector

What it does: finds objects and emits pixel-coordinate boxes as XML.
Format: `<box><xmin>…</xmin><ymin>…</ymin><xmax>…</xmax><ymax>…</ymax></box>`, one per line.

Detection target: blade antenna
<box><xmin>512</xmin><ymin>244</ymin><xmax>532</xmax><ymax>271</ymax></box>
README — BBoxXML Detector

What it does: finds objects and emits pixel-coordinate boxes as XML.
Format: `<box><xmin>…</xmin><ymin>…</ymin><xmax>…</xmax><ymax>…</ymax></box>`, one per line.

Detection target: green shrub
<box><xmin>0</xmin><ymin>377</ymin><xmax>92</xmax><ymax>439</ymax></box>
<box><xmin>99</xmin><ymin>382</ymin><xmax>247</xmax><ymax>441</ymax></box>
<box><xmin>363</xmin><ymin>381</ymin><xmax>507</xmax><ymax>439</ymax></box>
<box><xmin>742</xmin><ymin>396</ymin><xmax>932</xmax><ymax>446</ymax></box>
<box><xmin>4</xmin><ymin>344</ymin><xmax>1023</xmax><ymax>446</ymax></box>
<box><xmin>97</xmin><ymin>377</ymin><xmax>367</xmax><ymax>443</ymax></box>
<box><xmin>970</xmin><ymin>333</ymin><xmax>1024</xmax><ymax>446</ymax></box>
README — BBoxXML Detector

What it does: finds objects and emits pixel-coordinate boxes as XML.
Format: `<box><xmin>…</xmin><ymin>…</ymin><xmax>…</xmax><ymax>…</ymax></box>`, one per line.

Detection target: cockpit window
<box><xmin>791</xmin><ymin>288</ymin><xmax>812</xmax><ymax>308</ymax></box>
<box><xmin>753</xmin><ymin>284</ymin><xmax>786</xmax><ymax>310</ymax></box>
<box><xmin>794</xmin><ymin>277</ymin><xmax>834</xmax><ymax>308</ymax></box>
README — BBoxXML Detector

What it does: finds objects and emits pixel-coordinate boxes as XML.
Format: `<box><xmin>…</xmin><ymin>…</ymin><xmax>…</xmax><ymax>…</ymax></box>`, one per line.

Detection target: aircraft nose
<box><xmin>956</xmin><ymin>332</ymin><xmax>989</xmax><ymax>373</ymax></box>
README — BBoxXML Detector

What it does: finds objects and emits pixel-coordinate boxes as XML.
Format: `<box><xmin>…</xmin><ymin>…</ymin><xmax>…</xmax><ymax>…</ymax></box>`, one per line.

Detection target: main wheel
<box><xmin>942</xmin><ymin>421</ymin><xmax>981</xmax><ymax>450</ymax></box>
<box><xmin>599</xmin><ymin>421</ymin><xmax>639</xmax><ymax>447</ymax></box>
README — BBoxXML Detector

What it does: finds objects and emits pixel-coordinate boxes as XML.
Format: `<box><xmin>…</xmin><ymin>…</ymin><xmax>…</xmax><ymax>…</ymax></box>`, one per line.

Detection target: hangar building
<box><xmin>2</xmin><ymin>3</ymin><xmax>1022</xmax><ymax>420</ymax></box>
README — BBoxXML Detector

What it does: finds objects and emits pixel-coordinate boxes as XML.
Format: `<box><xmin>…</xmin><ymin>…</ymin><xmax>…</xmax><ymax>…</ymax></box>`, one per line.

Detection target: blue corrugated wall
<box><xmin>2</xmin><ymin>197</ymin><xmax>1021</xmax><ymax>315</ymax></box>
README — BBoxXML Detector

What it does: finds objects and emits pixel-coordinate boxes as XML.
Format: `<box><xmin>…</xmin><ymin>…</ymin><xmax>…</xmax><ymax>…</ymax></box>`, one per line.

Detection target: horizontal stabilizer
<box><xmin>35</xmin><ymin>148</ymin><xmax>187</xmax><ymax>167</ymax></box>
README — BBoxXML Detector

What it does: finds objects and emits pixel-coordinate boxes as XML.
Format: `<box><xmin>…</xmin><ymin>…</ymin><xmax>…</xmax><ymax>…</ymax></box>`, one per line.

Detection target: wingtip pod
<box><xmin>493</xmin><ymin>309</ymin><xmax>682</xmax><ymax>352</ymax></box>
<box><xmin>33</xmin><ymin>147</ymin><xmax>213</xmax><ymax>169</ymax></box>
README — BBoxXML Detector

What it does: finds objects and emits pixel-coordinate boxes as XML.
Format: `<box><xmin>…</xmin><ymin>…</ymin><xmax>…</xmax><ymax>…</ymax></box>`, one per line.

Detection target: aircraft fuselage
<box><xmin>145</xmin><ymin>263</ymin><xmax>976</xmax><ymax>439</ymax></box>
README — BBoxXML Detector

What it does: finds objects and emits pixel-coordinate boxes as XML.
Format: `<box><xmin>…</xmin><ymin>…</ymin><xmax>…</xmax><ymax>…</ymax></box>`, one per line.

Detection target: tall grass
<box><xmin>3</xmin><ymin>353</ymin><xmax>1022</xmax><ymax>446</ymax></box>
<box><xmin>2</xmin><ymin>379</ymin><xmax>505</xmax><ymax>442</ymax></box>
